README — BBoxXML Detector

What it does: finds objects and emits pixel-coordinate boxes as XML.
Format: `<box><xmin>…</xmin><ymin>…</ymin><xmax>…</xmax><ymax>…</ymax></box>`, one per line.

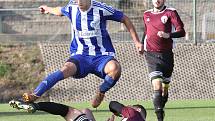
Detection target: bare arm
<box><xmin>106</xmin><ymin>115</ymin><xmax>115</xmax><ymax>121</ymax></box>
<box><xmin>121</xmin><ymin>15</ymin><xmax>144</xmax><ymax>54</ymax></box>
<box><xmin>39</xmin><ymin>5</ymin><xmax>63</xmax><ymax>16</ymax></box>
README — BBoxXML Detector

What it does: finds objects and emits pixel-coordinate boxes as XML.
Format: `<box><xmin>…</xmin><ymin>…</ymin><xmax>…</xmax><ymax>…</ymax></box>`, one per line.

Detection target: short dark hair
<box><xmin>109</xmin><ymin>101</ymin><xmax>125</xmax><ymax>117</ymax></box>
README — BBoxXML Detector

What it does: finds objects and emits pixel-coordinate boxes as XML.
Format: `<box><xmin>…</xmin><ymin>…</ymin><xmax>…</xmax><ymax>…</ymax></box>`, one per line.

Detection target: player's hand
<box><xmin>39</xmin><ymin>5</ymin><xmax>49</xmax><ymax>14</ymax></box>
<box><xmin>135</xmin><ymin>42</ymin><xmax>144</xmax><ymax>55</ymax></box>
<box><xmin>106</xmin><ymin>115</ymin><xmax>115</xmax><ymax>121</ymax></box>
<box><xmin>157</xmin><ymin>31</ymin><xmax>170</xmax><ymax>39</ymax></box>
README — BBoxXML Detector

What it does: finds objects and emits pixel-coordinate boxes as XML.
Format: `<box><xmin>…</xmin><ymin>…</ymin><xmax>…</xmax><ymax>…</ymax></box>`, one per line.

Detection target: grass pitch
<box><xmin>0</xmin><ymin>100</ymin><xmax>215</xmax><ymax>121</ymax></box>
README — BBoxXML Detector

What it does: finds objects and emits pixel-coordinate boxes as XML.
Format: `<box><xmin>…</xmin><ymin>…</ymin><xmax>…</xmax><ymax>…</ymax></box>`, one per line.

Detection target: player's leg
<box><xmin>9</xmin><ymin>100</ymin><xmax>90</xmax><ymax>121</ymax></box>
<box><xmin>145</xmin><ymin>52</ymin><xmax>164</xmax><ymax>121</ymax></box>
<box><xmin>101</xmin><ymin>59</ymin><xmax>121</xmax><ymax>92</ymax></box>
<box><xmin>151</xmin><ymin>76</ymin><xmax>164</xmax><ymax>121</ymax></box>
<box><xmin>23</xmin><ymin>57</ymin><xmax>79</xmax><ymax>103</ymax></box>
<box><xmin>161</xmin><ymin>78</ymin><xmax>170</xmax><ymax>109</ymax></box>
<box><xmin>91</xmin><ymin>56</ymin><xmax>121</xmax><ymax>108</ymax></box>
<box><xmin>161</xmin><ymin>52</ymin><xmax>174</xmax><ymax>109</ymax></box>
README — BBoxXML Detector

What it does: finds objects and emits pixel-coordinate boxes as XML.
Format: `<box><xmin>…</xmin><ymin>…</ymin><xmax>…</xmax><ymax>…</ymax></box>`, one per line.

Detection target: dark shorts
<box><xmin>67</xmin><ymin>54</ymin><xmax>115</xmax><ymax>79</ymax></box>
<box><xmin>144</xmin><ymin>51</ymin><xmax>174</xmax><ymax>80</ymax></box>
<box><xmin>74</xmin><ymin>114</ymin><xmax>90</xmax><ymax>121</ymax></box>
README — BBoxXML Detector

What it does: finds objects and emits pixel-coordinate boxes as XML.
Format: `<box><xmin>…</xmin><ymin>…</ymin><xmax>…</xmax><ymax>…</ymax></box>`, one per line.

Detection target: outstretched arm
<box><xmin>39</xmin><ymin>5</ymin><xmax>63</xmax><ymax>16</ymax></box>
<box><xmin>121</xmin><ymin>15</ymin><xmax>144</xmax><ymax>54</ymax></box>
<box><xmin>107</xmin><ymin>115</ymin><xmax>115</xmax><ymax>121</ymax></box>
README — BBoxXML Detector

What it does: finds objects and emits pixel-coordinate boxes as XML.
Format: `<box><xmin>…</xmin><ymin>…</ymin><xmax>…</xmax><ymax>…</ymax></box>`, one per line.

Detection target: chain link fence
<box><xmin>0</xmin><ymin>0</ymin><xmax>214</xmax><ymax>43</ymax></box>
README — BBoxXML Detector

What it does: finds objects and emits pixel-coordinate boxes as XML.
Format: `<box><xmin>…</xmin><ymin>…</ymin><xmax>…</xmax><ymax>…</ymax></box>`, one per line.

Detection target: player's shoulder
<box><xmin>165</xmin><ymin>6</ymin><xmax>177</xmax><ymax>12</ymax></box>
<box><xmin>144</xmin><ymin>9</ymin><xmax>153</xmax><ymax>14</ymax></box>
<box><xmin>65</xmin><ymin>0</ymin><xmax>78</xmax><ymax>8</ymax></box>
<box><xmin>92</xmin><ymin>0</ymin><xmax>115</xmax><ymax>12</ymax></box>
<box><xmin>68</xmin><ymin>0</ymin><xmax>77</xmax><ymax>5</ymax></box>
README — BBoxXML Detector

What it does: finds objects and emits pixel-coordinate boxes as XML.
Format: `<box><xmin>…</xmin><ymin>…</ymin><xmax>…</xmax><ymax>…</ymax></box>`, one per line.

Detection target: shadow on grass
<box><xmin>0</xmin><ymin>111</ymin><xmax>47</xmax><ymax>117</ymax></box>
<box><xmin>1</xmin><ymin>106</ymin><xmax>215</xmax><ymax>116</ymax></box>
<box><xmin>91</xmin><ymin>106</ymin><xmax>215</xmax><ymax>112</ymax></box>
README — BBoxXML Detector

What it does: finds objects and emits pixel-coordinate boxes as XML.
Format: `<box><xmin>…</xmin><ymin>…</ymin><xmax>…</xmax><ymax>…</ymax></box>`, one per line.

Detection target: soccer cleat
<box><xmin>91</xmin><ymin>91</ymin><xmax>105</xmax><ymax>108</ymax></box>
<box><xmin>9</xmin><ymin>99</ymin><xmax>36</xmax><ymax>113</ymax></box>
<box><xmin>22</xmin><ymin>93</ymin><xmax>39</xmax><ymax>103</ymax></box>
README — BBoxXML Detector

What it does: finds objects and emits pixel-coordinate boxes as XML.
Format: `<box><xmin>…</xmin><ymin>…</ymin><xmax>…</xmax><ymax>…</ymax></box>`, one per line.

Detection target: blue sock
<box><xmin>34</xmin><ymin>70</ymin><xmax>64</xmax><ymax>96</ymax></box>
<box><xmin>99</xmin><ymin>75</ymin><xmax>118</xmax><ymax>93</ymax></box>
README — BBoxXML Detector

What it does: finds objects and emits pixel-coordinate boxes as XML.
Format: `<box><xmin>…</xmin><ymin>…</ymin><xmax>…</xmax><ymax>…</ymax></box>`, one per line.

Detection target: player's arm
<box><xmin>169</xmin><ymin>10</ymin><xmax>186</xmax><ymax>38</ymax></box>
<box><xmin>142</xmin><ymin>15</ymin><xmax>147</xmax><ymax>44</ymax></box>
<box><xmin>39</xmin><ymin>5</ymin><xmax>63</xmax><ymax>16</ymax></box>
<box><xmin>121</xmin><ymin>15</ymin><xmax>144</xmax><ymax>54</ymax></box>
<box><xmin>106</xmin><ymin>115</ymin><xmax>115</xmax><ymax>121</ymax></box>
<box><xmin>158</xmin><ymin>10</ymin><xmax>185</xmax><ymax>39</ymax></box>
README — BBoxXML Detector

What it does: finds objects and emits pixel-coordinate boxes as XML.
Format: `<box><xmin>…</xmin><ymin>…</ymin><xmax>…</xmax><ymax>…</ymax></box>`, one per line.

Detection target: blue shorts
<box><xmin>67</xmin><ymin>55</ymin><xmax>115</xmax><ymax>79</ymax></box>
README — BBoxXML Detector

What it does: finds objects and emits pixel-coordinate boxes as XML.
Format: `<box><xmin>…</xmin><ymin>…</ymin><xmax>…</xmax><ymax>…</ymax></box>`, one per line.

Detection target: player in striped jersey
<box><xmin>142</xmin><ymin>0</ymin><xmax>185</xmax><ymax>121</ymax></box>
<box><xmin>22</xmin><ymin>0</ymin><xmax>143</xmax><ymax>108</ymax></box>
<box><xmin>9</xmin><ymin>100</ymin><xmax>146</xmax><ymax>121</ymax></box>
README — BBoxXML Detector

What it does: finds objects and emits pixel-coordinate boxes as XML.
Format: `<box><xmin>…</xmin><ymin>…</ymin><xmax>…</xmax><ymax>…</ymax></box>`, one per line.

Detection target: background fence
<box><xmin>0</xmin><ymin>0</ymin><xmax>215</xmax><ymax>43</ymax></box>
<box><xmin>39</xmin><ymin>42</ymin><xmax>215</xmax><ymax>102</ymax></box>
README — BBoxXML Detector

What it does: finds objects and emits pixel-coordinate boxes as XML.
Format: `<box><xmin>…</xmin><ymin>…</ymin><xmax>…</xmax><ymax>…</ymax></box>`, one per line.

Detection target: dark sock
<box><xmin>156</xmin><ymin>110</ymin><xmax>164</xmax><ymax>121</ymax></box>
<box><xmin>153</xmin><ymin>90</ymin><xmax>164</xmax><ymax>121</ymax></box>
<box><xmin>99</xmin><ymin>75</ymin><xmax>117</xmax><ymax>93</ymax></box>
<box><xmin>32</xmin><ymin>102</ymin><xmax>69</xmax><ymax>117</ymax></box>
<box><xmin>162</xmin><ymin>93</ymin><xmax>168</xmax><ymax>108</ymax></box>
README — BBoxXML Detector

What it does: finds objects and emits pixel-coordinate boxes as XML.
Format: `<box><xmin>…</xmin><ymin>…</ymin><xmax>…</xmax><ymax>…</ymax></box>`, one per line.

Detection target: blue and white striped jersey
<box><xmin>61</xmin><ymin>0</ymin><xmax>124</xmax><ymax>56</ymax></box>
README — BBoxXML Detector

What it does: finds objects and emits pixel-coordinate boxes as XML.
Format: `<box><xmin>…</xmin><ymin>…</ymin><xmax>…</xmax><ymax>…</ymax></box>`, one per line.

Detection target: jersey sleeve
<box><xmin>61</xmin><ymin>0</ymin><xmax>73</xmax><ymax>18</ymax></box>
<box><xmin>170</xmin><ymin>10</ymin><xmax>184</xmax><ymax>31</ymax></box>
<box><xmin>142</xmin><ymin>13</ymin><xmax>147</xmax><ymax>43</ymax></box>
<box><xmin>102</xmin><ymin>3</ymin><xmax>124</xmax><ymax>22</ymax></box>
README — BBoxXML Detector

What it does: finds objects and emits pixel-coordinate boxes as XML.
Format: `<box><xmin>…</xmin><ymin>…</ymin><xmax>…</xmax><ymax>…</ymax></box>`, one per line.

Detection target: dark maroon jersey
<box><xmin>143</xmin><ymin>6</ymin><xmax>184</xmax><ymax>52</ymax></box>
<box><xmin>121</xmin><ymin>107</ymin><xmax>145</xmax><ymax>121</ymax></box>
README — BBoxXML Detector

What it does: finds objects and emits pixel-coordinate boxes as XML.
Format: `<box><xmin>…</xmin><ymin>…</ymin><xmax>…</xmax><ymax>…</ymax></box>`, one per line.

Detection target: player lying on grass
<box><xmin>9</xmin><ymin>100</ymin><xmax>146</xmax><ymax>121</ymax></box>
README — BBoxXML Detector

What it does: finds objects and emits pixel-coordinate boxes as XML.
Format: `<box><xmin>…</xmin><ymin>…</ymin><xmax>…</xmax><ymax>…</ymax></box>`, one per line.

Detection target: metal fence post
<box><xmin>193</xmin><ymin>0</ymin><xmax>197</xmax><ymax>44</ymax></box>
<box><xmin>0</xmin><ymin>15</ymin><xmax>2</xmax><ymax>33</ymax></box>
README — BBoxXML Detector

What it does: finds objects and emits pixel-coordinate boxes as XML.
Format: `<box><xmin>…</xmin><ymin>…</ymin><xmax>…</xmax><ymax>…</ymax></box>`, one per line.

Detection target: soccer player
<box><xmin>22</xmin><ymin>0</ymin><xmax>144</xmax><ymax>108</ymax></box>
<box><xmin>142</xmin><ymin>0</ymin><xmax>185</xmax><ymax>121</ymax></box>
<box><xmin>9</xmin><ymin>100</ymin><xmax>96</xmax><ymax>121</ymax></box>
<box><xmin>9</xmin><ymin>100</ymin><xmax>146</xmax><ymax>121</ymax></box>
<box><xmin>108</xmin><ymin>101</ymin><xmax>146</xmax><ymax>121</ymax></box>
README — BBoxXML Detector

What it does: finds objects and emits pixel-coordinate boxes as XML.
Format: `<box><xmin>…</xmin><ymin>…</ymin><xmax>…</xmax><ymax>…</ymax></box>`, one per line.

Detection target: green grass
<box><xmin>0</xmin><ymin>100</ymin><xmax>215</xmax><ymax>121</ymax></box>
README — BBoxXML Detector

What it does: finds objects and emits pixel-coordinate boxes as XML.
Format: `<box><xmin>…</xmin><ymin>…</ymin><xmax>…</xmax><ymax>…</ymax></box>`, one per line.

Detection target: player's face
<box><xmin>76</xmin><ymin>0</ymin><xmax>91</xmax><ymax>11</ymax></box>
<box><xmin>152</xmin><ymin>0</ymin><xmax>165</xmax><ymax>9</ymax></box>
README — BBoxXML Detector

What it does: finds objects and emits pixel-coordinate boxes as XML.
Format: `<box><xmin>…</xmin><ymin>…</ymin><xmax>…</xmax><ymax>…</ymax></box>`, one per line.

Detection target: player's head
<box><xmin>109</xmin><ymin>101</ymin><xmax>146</xmax><ymax>121</ymax></box>
<box><xmin>152</xmin><ymin>0</ymin><xmax>166</xmax><ymax>9</ymax></box>
<box><xmin>75</xmin><ymin>0</ymin><xmax>91</xmax><ymax>11</ymax></box>
<box><xmin>109</xmin><ymin>101</ymin><xmax>125</xmax><ymax>117</ymax></box>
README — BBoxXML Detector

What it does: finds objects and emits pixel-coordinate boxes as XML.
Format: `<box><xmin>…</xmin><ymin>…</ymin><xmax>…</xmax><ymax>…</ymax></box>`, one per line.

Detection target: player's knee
<box><xmin>105</xmin><ymin>61</ymin><xmax>121</xmax><ymax>80</ymax></box>
<box><xmin>61</xmin><ymin>62</ymin><xmax>77</xmax><ymax>78</ymax></box>
<box><xmin>81</xmin><ymin>108</ymin><xmax>90</xmax><ymax>113</ymax></box>
<box><xmin>152</xmin><ymin>77</ymin><xmax>163</xmax><ymax>90</ymax></box>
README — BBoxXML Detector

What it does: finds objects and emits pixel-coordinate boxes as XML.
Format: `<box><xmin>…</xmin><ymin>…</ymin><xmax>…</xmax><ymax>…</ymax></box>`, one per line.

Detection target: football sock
<box><xmin>33</xmin><ymin>70</ymin><xmax>64</xmax><ymax>96</ymax></box>
<box><xmin>162</xmin><ymin>83</ymin><xmax>169</xmax><ymax>108</ymax></box>
<box><xmin>153</xmin><ymin>90</ymin><xmax>164</xmax><ymax>121</ymax></box>
<box><xmin>162</xmin><ymin>93</ymin><xmax>168</xmax><ymax>108</ymax></box>
<box><xmin>32</xmin><ymin>102</ymin><xmax>69</xmax><ymax>117</ymax></box>
<box><xmin>155</xmin><ymin>110</ymin><xmax>164</xmax><ymax>121</ymax></box>
<box><xmin>99</xmin><ymin>75</ymin><xmax>118</xmax><ymax>93</ymax></box>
